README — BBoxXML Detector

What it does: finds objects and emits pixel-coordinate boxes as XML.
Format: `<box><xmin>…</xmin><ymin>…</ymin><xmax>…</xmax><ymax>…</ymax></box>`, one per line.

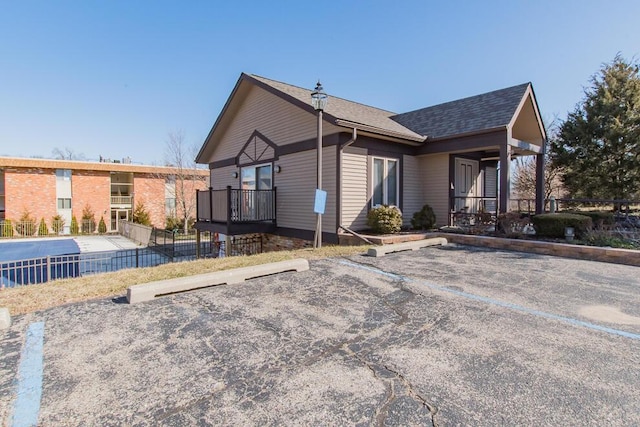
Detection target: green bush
<box><xmin>81</xmin><ymin>205</ymin><xmax>97</xmax><ymax>234</ymax></box>
<box><xmin>532</xmin><ymin>213</ymin><xmax>592</xmax><ymax>238</ymax></box>
<box><xmin>367</xmin><ymin>205</ymin><xmax>403</xmax><ymax>234</ymax></box>
<box><xmin>411</xmin><ymin>204</ymin><xmax>436</xmax><ymax>230</ymax></box>
<box><xmin>70</xmin><ymin>216</ymin><xmax>79</xmax><ymax>235</ymax></box>
<box><xmin>16</xmin><ymin>211</ymin><xmax>36</xmax><ymax>236</ymax></box>
<box><xmin>1</xmin><ymin>220</ymin><xmax>13</xmax><ymax>237</ymax></box>
<box><xmin>566</xmin><ymin>210</ymin><xmax>615</xmax><ymax>228</ymax></box>
<box><xmin>37</xmin><ymin>218</ymin><xmax>49</xmax><ymax>236</ymax></box>
<box><xmin>98</xmin><ymin>216</ymin><xmax>107</xmax><ymax>234</ymax></box>
<box><xmin>51</xmin><ymin>215</ymin><xmax>65</xmax><ymax>234</ymax></box>
<box><xmin>133</xmin><ymin>201</ymin><xmax>152</xmax><ymax>226</ymax></box>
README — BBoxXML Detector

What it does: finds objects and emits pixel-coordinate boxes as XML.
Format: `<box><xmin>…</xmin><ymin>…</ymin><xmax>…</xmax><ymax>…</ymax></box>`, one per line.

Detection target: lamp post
<box><xmin>311</xmin><ymin>81</ymin><xmax>328</xmax><ymax>249</ymax></box>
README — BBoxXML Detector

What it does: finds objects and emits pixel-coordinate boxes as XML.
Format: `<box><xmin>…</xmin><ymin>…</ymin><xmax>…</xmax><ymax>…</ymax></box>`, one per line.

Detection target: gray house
<box><xmin>195</xmin><ymin>73</ymin><xmax>546</xmax><ymax>245</ymax></box>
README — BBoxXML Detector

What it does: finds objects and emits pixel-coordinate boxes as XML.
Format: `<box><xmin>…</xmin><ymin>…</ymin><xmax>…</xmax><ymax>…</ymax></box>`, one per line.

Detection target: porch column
<box><xmin>499</xmin><ymin>142</ymin><xmax>511</xmax><ymax>213</ymax></box>
<box><xmin>535</xmin><ymin>147</ymin><xmax>545</xmax><ymax>214</ymax></box>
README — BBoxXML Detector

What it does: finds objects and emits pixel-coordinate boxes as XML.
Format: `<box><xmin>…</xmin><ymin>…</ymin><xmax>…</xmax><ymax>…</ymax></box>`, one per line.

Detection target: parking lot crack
<box><xmin>382</xmin><ymin>363</ymin><xmax>439</xmax><ymax>427</ymax></box>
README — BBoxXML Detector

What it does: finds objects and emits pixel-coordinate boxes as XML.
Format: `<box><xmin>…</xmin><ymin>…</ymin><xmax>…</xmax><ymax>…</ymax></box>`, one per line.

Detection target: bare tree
<box><xmin>52</xmin><ymin>147</ymin><xmax>85</xmax><ymax>160</ymax></box>
<box><xmin>164</xmin><ymin>130</ymin><xmax>207</xmax><ymax>233</ymax></box>
<box><xmin>512</xmin><ymin>117</ymin><xmax>565</xmax><ymax>207</ymax></box>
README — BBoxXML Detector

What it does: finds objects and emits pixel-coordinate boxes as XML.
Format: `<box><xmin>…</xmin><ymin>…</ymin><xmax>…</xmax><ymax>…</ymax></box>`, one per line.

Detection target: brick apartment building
<box><xmin>0</xmin><ymin>157</ymin><xmax>209</xmax><ymax>234</ymax></box>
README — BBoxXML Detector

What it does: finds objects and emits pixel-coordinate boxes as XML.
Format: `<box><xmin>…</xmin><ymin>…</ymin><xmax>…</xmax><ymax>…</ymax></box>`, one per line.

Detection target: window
<box><xmin>372</xmin><ymin>157</ymin><xmax>398</xmax><ymax>206</ymax></box>
<box><xmin>56</xmin><ymin>169</ymin><xmax>71</xmax><ymax>181</ymax></box>
<box><xmin>240</xmin><ymin>164</ymin><xmax>272</xmax><ymax>190</ymax></box>
<box><xmin>165</xmin><ymin>197</ymin><xmax>176</xmax><ymax>215</ymax></box>
<box><xmin>57</xmin><ymin>198</ymin><xmax>72</xmax><ymax>209</ymax></box>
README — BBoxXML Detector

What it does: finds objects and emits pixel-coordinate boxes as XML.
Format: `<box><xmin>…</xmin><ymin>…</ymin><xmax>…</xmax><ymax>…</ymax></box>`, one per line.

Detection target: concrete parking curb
<box><xmin>367</xmin><ymin>237</ymin><xmax>448</xmax><ymax>257</ymax></box>
<box><xmin>0</xmin><ymin>307</ymin><xmax>10</xmax><ymax>329</ymax></box>
<box><xmin>127</xmin><ymin>258</ymin><xmax>310</xmax><ymax>304</ymax></box>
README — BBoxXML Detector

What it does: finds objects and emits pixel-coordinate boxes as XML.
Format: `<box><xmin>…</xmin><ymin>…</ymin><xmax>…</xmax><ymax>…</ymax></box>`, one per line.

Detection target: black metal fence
<box><xmin>1</xmin><ymin>233</ymin><xmax>264</xmax><ymax>288</ymax></box>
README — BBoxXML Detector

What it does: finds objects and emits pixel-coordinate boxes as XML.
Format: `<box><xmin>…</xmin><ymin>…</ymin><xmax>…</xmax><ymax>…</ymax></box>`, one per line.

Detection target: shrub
<box><xmin>37</xmin><ymin>218</ymin><xmax>49</xmax><ymax>236</ymax></box>
<box><xmin>496</xmin><ymin>212</ymin><xmax>532</xmax><ymax>237</ymax></box>
<box><xmin>367</xmin><ymin>205</ymin><xmax>403</xmax><ymax>234</ymax></box>
<box><xmin>566</xmin><ymin>210</ymin><xmax>615</xmax><ymax>229</ymax></box>
<box><xmin>16</xmin><ymin>211</ymin><xmax>36</xmax><ymax>236</ymax></box>
<box><xmin>532</xmin><ymin>213</ymin><xmax>592</xmax><ymax>238</ymax></box>
<box><xmin>1</xmin><ymin>220</ymin><xmax>13</xmax><ymax>237</ymax></box>
<box><xmin>81</xmin><ymin>205</ymin><xmax>97</xmax><ymax>234</ymax></box>
<box><xmin>165</xmin><ymin>215</ymin><xmax>194</xmax><ymax>233</ymax></box>
<box><xmin>98</xmin><ymin>216</ymin><xmax>107</xmax><ymax>234</ymax></box>
<box><xmin>411</xmin><ymin>204</ymin><xmax>436</xmax><ymax>230</ymax></box>
<box><xmin>70</xmin><ymin>216</ymin><xmax>79</xmax><ymax>235</ymax></box>
<box><xmin>51</xmin><ymin>215</ymin><xmax>65</xmax><ymax>234</ymax></box>
<box><xmin>133</xmin><ymin>201</ymin><xmax>152</xmax><ymax>226</ymax></box>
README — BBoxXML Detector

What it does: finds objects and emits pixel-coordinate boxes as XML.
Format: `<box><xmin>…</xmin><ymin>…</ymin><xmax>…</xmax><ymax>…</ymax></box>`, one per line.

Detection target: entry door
<box><xmin>455</xmin><ymin>158</ymin><xmax>479</xmax><ymax>212</ymax></box>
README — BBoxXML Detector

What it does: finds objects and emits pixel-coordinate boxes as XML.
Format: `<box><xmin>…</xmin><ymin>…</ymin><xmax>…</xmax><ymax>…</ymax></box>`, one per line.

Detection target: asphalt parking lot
<box><xmin>2</xmin><ymin>244</ymin><xmax>640</xmax><ymax>426</ymax></box>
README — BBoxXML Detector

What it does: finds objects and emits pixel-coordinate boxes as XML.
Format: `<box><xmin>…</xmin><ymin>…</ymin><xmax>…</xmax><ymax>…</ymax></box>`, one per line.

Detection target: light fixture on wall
<box><xmin>274</xmin><ymin>165</ymin><xmax>281</xmax><ymax>173</ymax></box>
<box><xmin>231</xmin><ymin>171</ymin><xmax>238</xmax><ymax>178</ymax></box>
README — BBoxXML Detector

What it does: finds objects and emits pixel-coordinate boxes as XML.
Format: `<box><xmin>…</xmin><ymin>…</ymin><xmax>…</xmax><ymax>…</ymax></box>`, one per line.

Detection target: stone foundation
<box><xmin>263</xmin><ymin>233</ymin><xmax>312</xmax><ymax>252</ymax></box>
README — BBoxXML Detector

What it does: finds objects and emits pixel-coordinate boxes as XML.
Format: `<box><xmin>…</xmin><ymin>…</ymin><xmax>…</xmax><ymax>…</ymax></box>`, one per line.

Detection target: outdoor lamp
<box><xmin>311</xmin><ymin>80</ymin><xmax>327</xmax><ymax>249</ymax></box>
<box><xmin>311</xmin><ymin>81</ymin><xmax>328</xmax><ymax>111</ymax></box>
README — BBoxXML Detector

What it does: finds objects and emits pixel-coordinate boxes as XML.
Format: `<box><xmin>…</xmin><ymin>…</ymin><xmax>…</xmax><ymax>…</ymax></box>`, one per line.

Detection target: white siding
<box><xmin>341</xmin><ymin>147</ymin><xmax>368</xmax><ymax>230</ymax></box>
<box><xmin>275</xmin><ymin>148</ymin><xmax>336</xmax><ymax>233</ymax></box>
<box><xmin>207</xmin><ymin>85</ymin><xmax>340</xmax><ymax>162</ymax></box>
<box><xmin>402</xmin><ymin>155</ymin><xmax>423</xmax><ymax>227</ymax></box>
<box><xmin>419</xmin><ymin>153</ymin><xmax>450</xmax><ymax>227</ymax></box>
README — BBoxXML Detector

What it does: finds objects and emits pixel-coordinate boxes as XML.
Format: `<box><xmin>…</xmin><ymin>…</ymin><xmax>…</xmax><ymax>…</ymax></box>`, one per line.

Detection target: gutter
<box><xmin>337</xmin><ymin>128</ymin><xmax>358</xmax><ymax>233</ymax></box>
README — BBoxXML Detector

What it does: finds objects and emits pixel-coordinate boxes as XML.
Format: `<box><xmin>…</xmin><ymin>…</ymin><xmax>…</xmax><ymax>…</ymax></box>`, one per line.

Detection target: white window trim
<box><xmin>370</xmin><ymin>156</ymin><xmax>399</xmax><ymax>208</ymax></box>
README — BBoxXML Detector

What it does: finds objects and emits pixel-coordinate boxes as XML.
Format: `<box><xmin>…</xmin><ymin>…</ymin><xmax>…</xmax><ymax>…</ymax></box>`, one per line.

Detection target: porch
<box><xmin>194</xmin><ymin>186</ymin><xmax>277</xmax><ymax>235</ymax></box>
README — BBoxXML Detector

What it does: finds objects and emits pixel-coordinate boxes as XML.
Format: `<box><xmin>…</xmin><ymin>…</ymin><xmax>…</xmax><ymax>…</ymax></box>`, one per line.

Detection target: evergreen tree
<box><xmin>38</xmin><ymin>218</ymin><xmax>49</xmax><ymax>236</ymax></box>
<box><xmin>132</xmin><ymin>201</ymin><xmax>152</xmax><ymax>226</ymax></box>
<box><xmin>551</xmin><ymin>55</ymin><xmax>640</xmax><ymax>200</ymax></box>
<box><xmin>70</xmin><ymin>216</ymin><xmax>79</xmax><ymax>234</ymax></box>
<box><xmin>98</xmin><ymin>216</ymin><xmax>107</xmax><ymax>233</ymax></box>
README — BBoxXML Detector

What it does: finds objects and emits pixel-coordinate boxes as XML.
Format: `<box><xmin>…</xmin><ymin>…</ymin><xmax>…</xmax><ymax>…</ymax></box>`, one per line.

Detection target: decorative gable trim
<box><xmin>235</xmin><ymin>130</ymin><xmax>279</xmax><ymax>166</ymax></box>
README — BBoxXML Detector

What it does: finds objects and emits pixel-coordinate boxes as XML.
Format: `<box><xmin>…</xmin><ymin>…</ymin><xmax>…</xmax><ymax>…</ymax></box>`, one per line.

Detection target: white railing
<box><xmin>111</xmin><ymin>196</ymin><xmax>133</xmax><ymax>205</ymax></box>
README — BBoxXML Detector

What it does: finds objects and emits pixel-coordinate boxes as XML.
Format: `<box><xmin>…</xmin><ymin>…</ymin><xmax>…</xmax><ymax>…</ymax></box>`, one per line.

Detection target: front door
<box><xmin>454</xmin><ymin>158</ymin><xmax>479</xmax><ymax>212</ymax></box>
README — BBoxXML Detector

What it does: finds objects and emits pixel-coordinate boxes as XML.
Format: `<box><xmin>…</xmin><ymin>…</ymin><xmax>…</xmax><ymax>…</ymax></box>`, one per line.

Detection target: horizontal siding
<box><xmin>341</xmin><ymin>147</ymin><xmax>368</xmax><ymax>231</ymax></box>
<box><xmin>211</xmin><ymin>166</ymin><xmax>239</xmax><ymax>190</ymax></box>
<box><xmin>210</xmin><ymin>85</ymin><xmax>340</xmax><ymax>162</ymax></box>
<box><xmin>420</xmin><ymin>153</ymin><xmax>449</xmax><ymax>227</ymax></box>
<box><xmin>275</xmin><ymin>148</ymin><xmax>336</xmax><ymax>232</ymax></box>
<box><xmin>402</xmin><ymin>155</ymin><xmax>423</xmax><ymax>227</ymax></box>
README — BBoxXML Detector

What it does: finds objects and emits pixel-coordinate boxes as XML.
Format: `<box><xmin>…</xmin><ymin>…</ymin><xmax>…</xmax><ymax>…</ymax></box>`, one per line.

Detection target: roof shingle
<box><xmin>391</xmin><ymin>83</ymin><xmax>530</xmax><ymax>139</ymax></box>
<box><xmin>249</xmin><ymin>74</ymin><xmax>425</xmax><ymax>141</ymax></box>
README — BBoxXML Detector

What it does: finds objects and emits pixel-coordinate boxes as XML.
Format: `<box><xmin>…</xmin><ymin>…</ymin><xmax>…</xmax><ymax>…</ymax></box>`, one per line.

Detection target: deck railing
<box><xmin>196</xmin><ymin>187</ymin><xmax>276</xmax><ymax>224</ymax></box>
<box><xmin>111</xmin><ymin>195</ymin><xmax>132</xmax><ymax>205</ymax></box>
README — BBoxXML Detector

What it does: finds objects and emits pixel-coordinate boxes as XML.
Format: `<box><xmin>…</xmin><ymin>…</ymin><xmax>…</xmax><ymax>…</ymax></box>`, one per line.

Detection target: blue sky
<box><xmin>1</xmin><ymin>1</ymin><xmax>638</xmax><ymax>165</ymax></box>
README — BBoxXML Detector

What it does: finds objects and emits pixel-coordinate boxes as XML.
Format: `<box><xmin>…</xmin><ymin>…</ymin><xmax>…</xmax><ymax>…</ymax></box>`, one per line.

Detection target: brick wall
<box><xmin>4</xmin><ymin>168</ymin><xmax>57</xmax><ymax>224</ymax></box>
<box><xmin>72</xmin><ymin>170</ymin><xmax>111</xmax><ymax>228</ymax></box>
<box><xmin>133</xmin><ymin>173</ymin><xmax>167</xmax><ymax>228</ymax></box>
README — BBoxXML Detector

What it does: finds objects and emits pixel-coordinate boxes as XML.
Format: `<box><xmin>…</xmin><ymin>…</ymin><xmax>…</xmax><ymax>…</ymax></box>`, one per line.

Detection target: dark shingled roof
<box><xmin>391</xmin><ymin>83</ymin><xmax>531</xmax><ymax>139</ymax></box>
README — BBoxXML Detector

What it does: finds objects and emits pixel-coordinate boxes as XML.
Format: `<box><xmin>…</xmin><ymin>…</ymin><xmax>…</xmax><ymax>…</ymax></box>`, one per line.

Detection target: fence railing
<box><xmin>0</xmin><ymin>219</ymin><xmax>108</xmax><ymax>238</ymax></box>
<box><xmin>197</xmin><ymin>187</ymin><xmax>276</xmax><ymax>224</ymax></box>
<box><xmin>118</xmin><ymin>220</ymin><xmax>153</xmax><ymax>245</ymax></box>
<box><xmin>110</xmin><ymin>195</ymin><xmax>132</xmax><ymax>205</ymax></box>
<box><xmin>510</xmin><ymin>198</ymin><xmax>640</xmax><ymax>214</ymax></box>
<box><xmin>1</xmin><ymin>234</ymin><xmax>264</xmax><ymax>288</ymax></box>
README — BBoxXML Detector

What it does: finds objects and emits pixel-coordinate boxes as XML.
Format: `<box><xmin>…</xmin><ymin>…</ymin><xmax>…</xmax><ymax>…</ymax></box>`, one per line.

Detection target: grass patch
<box><xmin>0</xmin><ymin>245</ymin><xmax>370</xmax><ymax>316</ymax></box>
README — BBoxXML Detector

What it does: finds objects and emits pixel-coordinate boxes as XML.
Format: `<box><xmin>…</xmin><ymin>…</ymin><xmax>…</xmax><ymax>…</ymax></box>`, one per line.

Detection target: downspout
<box><xmin>337</xmin><ymin>128</ymin><xmax>374</xmax><ymax>245</ymax></box>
